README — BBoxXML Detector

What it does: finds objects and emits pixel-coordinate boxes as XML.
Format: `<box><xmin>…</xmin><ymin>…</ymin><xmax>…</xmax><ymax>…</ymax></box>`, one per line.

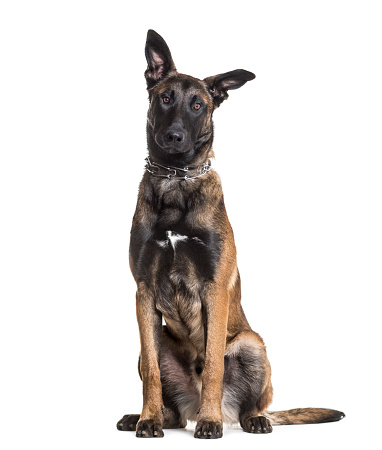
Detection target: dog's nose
<box><xmin>165</xmin><ymin>130</ymin><xmax>185</xmax><ymax>143</ymax></box>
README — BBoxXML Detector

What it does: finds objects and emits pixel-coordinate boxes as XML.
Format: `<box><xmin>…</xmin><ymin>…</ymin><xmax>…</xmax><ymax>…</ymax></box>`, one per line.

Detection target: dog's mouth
<box><xmin>158</xmin><ymin>144</ymin><xmax>191</xmax><ymax>154</ymax></box>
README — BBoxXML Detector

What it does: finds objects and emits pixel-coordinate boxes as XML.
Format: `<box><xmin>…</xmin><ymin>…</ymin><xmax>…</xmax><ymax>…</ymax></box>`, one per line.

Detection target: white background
<box><xmin>1</xmin><ymin>1</ymin><xmax>381</xmax><ymax>449</ymax></box>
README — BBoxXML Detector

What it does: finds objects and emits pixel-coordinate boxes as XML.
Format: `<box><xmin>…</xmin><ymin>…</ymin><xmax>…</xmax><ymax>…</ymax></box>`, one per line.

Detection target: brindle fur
<box><xmin>117</xmin><ymin>30</ymin><xmax>345</xmax><ymax>439</ymax></box>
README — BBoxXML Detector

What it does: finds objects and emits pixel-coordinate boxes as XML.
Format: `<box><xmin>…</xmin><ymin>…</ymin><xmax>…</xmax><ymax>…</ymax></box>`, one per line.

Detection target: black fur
<box><xmin>146</xmin><ymin>77</ymin><xmax>214</xmax><ymax>167</ymax></box>
<box><xmin>117</xmin><ymin>29</ymin><xmax>344</xmax><ymax>439</ymax></box>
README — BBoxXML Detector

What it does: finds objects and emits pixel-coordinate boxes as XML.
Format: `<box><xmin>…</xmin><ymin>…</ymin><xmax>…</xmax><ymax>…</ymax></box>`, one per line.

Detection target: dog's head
<box><xmin>144</xmin><ymin>30</ymin><xmax>255</xmax><ymax>166</ymax></box>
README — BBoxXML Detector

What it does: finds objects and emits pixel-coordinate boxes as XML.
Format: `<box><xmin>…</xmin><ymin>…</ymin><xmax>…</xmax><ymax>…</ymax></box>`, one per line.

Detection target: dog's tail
<box><xmin>263</xmin><ymin>408</ymin><xmax>345</xmax><ymax>425</ymax></box>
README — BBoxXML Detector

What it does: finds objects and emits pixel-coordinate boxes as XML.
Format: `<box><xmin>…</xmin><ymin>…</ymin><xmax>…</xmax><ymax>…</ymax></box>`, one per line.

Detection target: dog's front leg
<box><xmin>135</xmin><ymin>284</ymin><xmax>164</xmax><ymax>438</ymax></box>
<box><xmin>195</xmin><ymin>285</ymin><xmax>229</xmax><ymax>439</ymax></box>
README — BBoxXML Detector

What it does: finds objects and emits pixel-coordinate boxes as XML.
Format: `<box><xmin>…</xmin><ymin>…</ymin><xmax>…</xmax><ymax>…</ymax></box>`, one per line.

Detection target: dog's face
<box><xmin>145</xmin><ymin>30</ymin><xmax>255</xmax><ymax>166</ymax></box>
<box><xmin>148</xmin><ymin>74</ymin><xmax>214</xmax><ymax>158</ymax></box>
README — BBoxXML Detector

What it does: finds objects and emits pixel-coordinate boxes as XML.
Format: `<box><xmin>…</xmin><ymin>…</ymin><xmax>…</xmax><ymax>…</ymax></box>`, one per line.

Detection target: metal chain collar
<box><xmin>145</xmin><ymin>156</ymin><xmax>212</xmax><ymax>180</ymax></box>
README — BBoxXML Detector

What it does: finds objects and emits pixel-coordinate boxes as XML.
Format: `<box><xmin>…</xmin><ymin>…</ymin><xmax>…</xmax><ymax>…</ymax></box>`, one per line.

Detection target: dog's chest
<box><xmin>130</xmin><ymin>198</ymin><xmax>221</xmax><ymax>343</ymax></box>
<box><xmin>154</xmin><ymin>227</ymin><xmax>214</xmax><ymax>345</ymax></box>
<box><xmin>149</xmin><ymin>216</ymin><xmax>221</xmax><ymax>285</ymax></box>
<box><xmin>155</xmin><ymin>230</ymin><xmax>202</xmax><ymax>251</ymax></box>
<box><xmin>152</xmin><ymin>228</ymin><xmax>207</xmax><ymax>343</ymax></box>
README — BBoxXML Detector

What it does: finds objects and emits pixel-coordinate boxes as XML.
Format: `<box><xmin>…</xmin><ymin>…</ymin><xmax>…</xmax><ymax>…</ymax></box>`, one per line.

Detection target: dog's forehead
<box><xmin>152</xmin><ymin>73</ymin><xmax>213</xmax><ymax>106</ymax></box>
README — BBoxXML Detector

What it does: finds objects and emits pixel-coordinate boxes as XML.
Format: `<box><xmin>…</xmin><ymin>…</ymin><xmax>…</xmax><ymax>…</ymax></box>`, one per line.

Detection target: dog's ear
<box><xmin>204</xmin><ymin>69</ymin><xmax>255</xmax><ymax>107</ymax></box>
<box><xmin>145</xmin><ymin>30</ymin><xmax>176</xmax><ymax>89</ymax></box>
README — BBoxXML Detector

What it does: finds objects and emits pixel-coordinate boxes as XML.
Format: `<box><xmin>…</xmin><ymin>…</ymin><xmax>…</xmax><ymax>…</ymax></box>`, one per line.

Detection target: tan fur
<box><xmin>132</xmin><ymin>160</ymin><xmax>275</xmax><ymax>432</ymax></box>
<box><xmin>117</xmin><ymin>31</ymin><xmax>344</xmax><ymax>438</ymax></box>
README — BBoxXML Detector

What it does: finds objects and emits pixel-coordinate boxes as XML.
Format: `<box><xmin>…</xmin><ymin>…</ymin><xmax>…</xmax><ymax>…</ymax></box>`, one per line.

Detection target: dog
<box><xmin>116</xmin><ymin>29</ymin><xmax>345</xmax><ymax>439</ymax></box>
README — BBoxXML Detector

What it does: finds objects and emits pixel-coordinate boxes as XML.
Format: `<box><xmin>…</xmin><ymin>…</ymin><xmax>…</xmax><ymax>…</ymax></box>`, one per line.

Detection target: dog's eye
<box><xmin>194</xmin><ymin>103</ymin><xmax>201</xmax><ymax>110</ymax></box>
<box><xmin>163</xmin><ymin>97</ymin><xmax>170</xmax><ymax>104</ymax></box>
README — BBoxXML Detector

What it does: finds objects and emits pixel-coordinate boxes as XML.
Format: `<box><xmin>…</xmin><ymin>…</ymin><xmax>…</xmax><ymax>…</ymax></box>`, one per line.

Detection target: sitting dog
<box><xmin>117</xmin><ymin>29</ymin><xmax>344</xmax><ymax>439</ymax></box>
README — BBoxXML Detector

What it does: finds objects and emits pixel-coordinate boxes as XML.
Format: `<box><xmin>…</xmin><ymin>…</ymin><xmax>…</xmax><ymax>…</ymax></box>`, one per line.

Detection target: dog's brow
<box><xmin>159</xmin><ymin>89</ymin><xmax>174</xmax><ymax>97</ymax></box>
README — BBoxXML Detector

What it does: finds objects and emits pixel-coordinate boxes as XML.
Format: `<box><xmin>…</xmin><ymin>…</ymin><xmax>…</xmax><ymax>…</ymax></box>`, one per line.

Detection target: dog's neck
<box><xmin>145</xmin><ymin>156</ymin><xmax>212</xmax><ymax>180</ymax></box>
<box><xmin>141</xmin><ymin>167</ymin><xmax>223</xmax><ymax>224</ymax></box>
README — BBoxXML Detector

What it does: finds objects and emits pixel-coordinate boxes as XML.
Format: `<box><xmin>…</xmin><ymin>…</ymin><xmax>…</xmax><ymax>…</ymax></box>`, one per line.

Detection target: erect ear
<box><xmin>144</xmin><ymin>30</ymin><xmax>176</xmax><ymax>89</ymax></box>
<box><xmin>204</xmin><ymin>69</ymin><xmax>256</xmax><ymax>107</ymax></box>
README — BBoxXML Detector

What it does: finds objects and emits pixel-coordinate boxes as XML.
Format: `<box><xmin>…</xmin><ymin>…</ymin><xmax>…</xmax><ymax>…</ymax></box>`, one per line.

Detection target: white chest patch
<box><xmin>167</xmin><ymin>230</ymin><xmax>188</xmax><ymax>249</ymax></box>
<box><xmin>156</xmin><ymin>230</ymin><xmax>189</xmax><ymax>250</ymax></box>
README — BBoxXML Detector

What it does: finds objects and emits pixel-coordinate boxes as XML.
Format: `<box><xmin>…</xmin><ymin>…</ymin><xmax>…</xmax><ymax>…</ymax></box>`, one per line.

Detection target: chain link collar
<box><xmin>145</xmin><ymin>156</ymin><xmax>212</xmax><ymax>180</ymax></box>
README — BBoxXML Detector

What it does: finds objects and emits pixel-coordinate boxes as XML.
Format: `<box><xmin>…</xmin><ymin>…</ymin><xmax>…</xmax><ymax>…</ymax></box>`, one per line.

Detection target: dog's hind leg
<box><xmin>222</xmin><ymin>330</ymin><xmax>274</xmax><ymax>433</ymax></box>
<box><xmin>221</xmin><ymin>331</ymin><xmax>344</xmax><ymax>432</ymax></box>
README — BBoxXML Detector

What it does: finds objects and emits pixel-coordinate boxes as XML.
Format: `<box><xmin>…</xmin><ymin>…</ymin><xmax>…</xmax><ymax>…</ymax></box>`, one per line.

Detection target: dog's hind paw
<box><xmin>242</xmin><ymin>416</ymin><xmax>273</xmax><ymax>434</ymax></box>
<box><xmin>116</xmin><ymin>414</ymin><xmax>140</xmax><ymax>431</ymax></box>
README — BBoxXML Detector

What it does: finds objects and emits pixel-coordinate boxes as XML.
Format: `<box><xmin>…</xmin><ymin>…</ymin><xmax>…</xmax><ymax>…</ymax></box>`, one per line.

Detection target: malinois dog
<box><xmin>116</xmin><ymin>29</ymin><xmax>345</xmax><ymax>439</ymax></box>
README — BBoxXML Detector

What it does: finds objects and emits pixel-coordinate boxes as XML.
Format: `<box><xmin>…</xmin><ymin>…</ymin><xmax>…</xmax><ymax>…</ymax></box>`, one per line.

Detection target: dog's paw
<box><xmin>136</xmin><ymin>419</ymin><xmax>164</xmax><ymax>438</ymax></box>
<box><xmin>194</xmin><ymin>420</ymin><xmax>223</xmax><ymax>439</ymax></box>
<box><xmin>116</xmin><ymin>414</ymin><xmax>140</xmax><ymax>431</ymax></box>
<box><xmin>242</xmin><ymin>416</ymin><xmax>273</xmax><ymax>434</ymax></box>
